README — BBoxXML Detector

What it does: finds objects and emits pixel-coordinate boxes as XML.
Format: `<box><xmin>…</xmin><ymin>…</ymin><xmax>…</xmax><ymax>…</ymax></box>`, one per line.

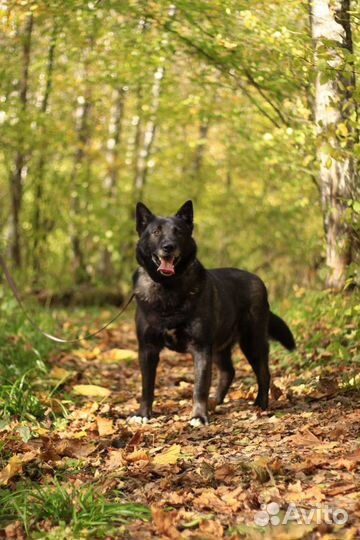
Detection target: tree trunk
<box><xmin>69</xmin><ymin>36</ymin><xmax>94</xmax><ymax>284</ymax></box>
<box><xmin>133</xmin><ymin>5</ymin><xmax>176</xmax><ymax>200</ymax></box>
<box><xmin>133</xmin><ymin>66</ymin><xmax>165</xmax><ymax>199</ymax></box>
<box><xmin>310</xmin><ymin>0</ymin><xmax>358</xmax><ymax>290</ymax></box>
<box><xmin>8</xmin><ymin>14</ymin><xmax>33</xmax><ymax>268</ymax></box>
<box><xmin>191</xmin><ymin>121</ymin><xmax>209</xmax><ymax>178</ymax></box>
<box><xmin>32</xmin><ymin>24</ymin><xmax>57</xmax><ymax>279</ymax></box>
<box><xmin>190</xmin><ymin>119</ymin><xmax>210</xmax><ymax>205</ymax></box>
<box><xmin>100</xmin><ymin>86</ymin><xmax>126</xmax><ymax>277</ymax></box>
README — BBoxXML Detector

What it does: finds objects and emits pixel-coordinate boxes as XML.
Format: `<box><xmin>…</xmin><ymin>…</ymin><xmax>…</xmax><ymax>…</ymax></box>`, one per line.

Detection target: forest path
<box><xmin>1</xmin><ymin>312</ymin><xmax>359</xmax><ymax>539</ymax></box>
<box><xmin>47</xmin><ymin>316</ymin><xmax>359</xmax><ymax>539</ymax></box>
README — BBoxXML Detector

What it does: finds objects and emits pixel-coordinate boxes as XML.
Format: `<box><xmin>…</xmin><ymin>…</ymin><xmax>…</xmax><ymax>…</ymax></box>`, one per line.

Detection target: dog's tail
<box><xmin>269</xmin><ymin>312</ymin><xmax>296</xmax><ymax>351</ymax></box>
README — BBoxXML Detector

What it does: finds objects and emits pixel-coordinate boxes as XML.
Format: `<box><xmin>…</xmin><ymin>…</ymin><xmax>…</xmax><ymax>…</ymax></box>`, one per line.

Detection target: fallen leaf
<box><xmin>49</xmin><ymin>366</ymin><xmax>72</xmax><ymax>381</ymax></box>
<box><xmin>289</xmin><ymin>428</ymin><xmax>321</xmax><ymax>446</ymax></box>
<box><xmin>16</xmin><ymin>425</ymin><xmax>32</xmax><ymax>443</ymax></box>
<box><xmin>102</xmin><ymin>348</ymin><xmax>137</xmax><ymax>362</ymax></box>
<box><xmin>151</xmin><ymin>505</ymin><xmax>181</xmax><ymax>539</ymax></box>
<box><xmin>72</xmin><ymin>384</ymin><xmax>111</xmax><ymax>398</ymax></box>
<box><xmin>289</xmin><ymin>455</ymin><xmax>325</xmax><ymax>473</ymax></box>
<box><xmin>303</xmin><ymin>485</ymin><xmax>325</xmax><ymax>502</ymax></box>
<box><xmin>104</xmin><ymin>449</ymin><xmax>125</xmax><ymax>471</ymax></box>
<box><xmin>125</xmin><ymin>449</ymin><xmax>150</xmax><ymax>463</ymax></box>
<box><xmin>166</xmin><ymin>491</ymin><xmax>185</xmax><ymax>505</ymax></box>
<box><xmin>4</xmin><ymin>521</ymin><xmax>26</xmax><ymax>540</ymax></box>
<box><xmin>221</xmin><ymin>486</ymin><xmax>244</xmax><ymax>512</ymax></box>
<box><xmin>96</xmin><ymin>416</ymin><xmax>115</xmax><ymax>436</ymax></box>
<box><xmin>271</xmin><ymin>381</ymin><xmax>283</xmax><ymax>400</ymax></box>
<box><xmin>153</xmin><ymin>444</ymin><xmax>181</xmax><ymax>466</ymax></box>
<box><xmin>127</xmin><ymin>430</ymin><xmax>143</xmax><ymax>448</ymax></box>
<box><xmin>326</xmin><ymin>482</ymin><xmax>357</xmax><ymax>496</ymax></box>
<box><xmin>69</xmin><ymin>401</ymin><xmax>99</xmax><ymax>419</ymax></box>
<box><xmin>214</xmin><ymin>463</ymin><xmax>237</xmax><ymax>483</ymax></box>
<box><xmin>0</xmin><ymin>451</ymin><xmax>37</xmax><ymax>485</ymax></box>
<box><xmin>53</xmin><ymin>439</ymin><xmax>96</xmax><ymax>459</ymax></box>
<box><xmin>333</xmin><ymin>448</ymin><xmax>360</xmax><ymax>471</ymax></box>
<box><xmin>193</xmin><ymin>489</ymin><xmax>230</xmax><ymax>514</ymax></box>
<box><xmin>199</xmin><ymin>517</ymin><xmax>224</xmax><ymax>538</ymax></box>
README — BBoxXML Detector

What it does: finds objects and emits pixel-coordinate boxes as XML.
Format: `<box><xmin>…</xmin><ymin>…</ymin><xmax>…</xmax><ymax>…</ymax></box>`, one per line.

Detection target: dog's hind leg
<box><xmin>213</xmin><ymin>347</ymin><xmax>235</xmax><ymax>405</ymax></box>
<box><xmin>239</xmin><ymin>329</ymin><xmax>270</xmax><ymax>410</ymax></box>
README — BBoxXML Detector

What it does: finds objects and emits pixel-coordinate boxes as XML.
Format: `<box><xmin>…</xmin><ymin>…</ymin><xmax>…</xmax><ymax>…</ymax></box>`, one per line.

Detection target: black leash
<box><xmin>0</xmin><ymin>253</ymin><xmax>134</xmax><ymax>344</ymax></box>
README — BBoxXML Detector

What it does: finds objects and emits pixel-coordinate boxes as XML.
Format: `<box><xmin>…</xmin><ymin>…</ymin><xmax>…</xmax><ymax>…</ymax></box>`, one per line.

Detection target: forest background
<box><xmin>1</xmin><ymin>0</ymin><xmax>359</xmax><ymax>298</ymax></box>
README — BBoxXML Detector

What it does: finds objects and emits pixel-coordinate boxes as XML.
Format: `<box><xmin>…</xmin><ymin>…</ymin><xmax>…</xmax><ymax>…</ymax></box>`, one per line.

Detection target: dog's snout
<box><xmin>162</xmin><ymin>242</ymin><xmax>175</xmax><ymax>253</ymax></box>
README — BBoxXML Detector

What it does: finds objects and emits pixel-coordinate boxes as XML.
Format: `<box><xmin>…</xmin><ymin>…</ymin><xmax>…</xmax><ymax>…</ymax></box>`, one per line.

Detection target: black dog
<box><xmin>132</xmin><ymin>201</ymin><xmax>295</xmax><ymax>426</ymax></box>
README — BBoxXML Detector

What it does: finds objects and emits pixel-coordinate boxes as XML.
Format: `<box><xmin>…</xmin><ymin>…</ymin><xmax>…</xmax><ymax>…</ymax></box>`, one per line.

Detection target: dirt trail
<box><xmin>47</xmin><ymin>319</ymin><xmax>360</xmax><ymax>539</ymax></box>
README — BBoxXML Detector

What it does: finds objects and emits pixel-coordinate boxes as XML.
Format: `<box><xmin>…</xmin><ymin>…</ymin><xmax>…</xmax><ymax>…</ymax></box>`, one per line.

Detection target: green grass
<box><xmin>0</xmin><ymin>293</ymin><xmax>56</xmax><ymax>378</ymax></box>
<box><xmin>0</xmin><ymin>289</ymin><xmax>113</xmax><ymax>421</ymax></box>
<box><xmin>0</xmin><ymin>373</ymin><xmax>46</xmax><ymax>421</ymax></box>
<box><xmin>0</xmin><ymin>481</ymin><xmax>151</xmax><ymax>539</ymax></box>
<box><xmin>0</xmin><ymin>291</ymin><xmax>57</xmax><ymax>423</ymax></box>
<box><xmin>271</xmin><ymin>288</ymin><xmax>360</xmax><ymax>378</ymax></box>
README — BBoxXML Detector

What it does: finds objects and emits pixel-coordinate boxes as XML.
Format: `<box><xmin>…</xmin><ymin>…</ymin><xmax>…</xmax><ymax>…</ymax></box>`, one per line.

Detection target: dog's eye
<box><xmin>152</xmin><ymin>229</ymin><xmax>161</xmax><ymax>236</ymax></box>
<box><xmin>173</xmin><ymin>227</ymin><xmax>179</xmax><ymax>234</ymax></box>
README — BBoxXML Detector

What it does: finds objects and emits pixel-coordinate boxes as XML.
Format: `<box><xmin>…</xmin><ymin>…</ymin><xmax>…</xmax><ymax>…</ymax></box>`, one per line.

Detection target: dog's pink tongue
<box><xmin>157</xmin><ymin>257</ymin><xmax>175</xmax><ymax>275</ymax></box>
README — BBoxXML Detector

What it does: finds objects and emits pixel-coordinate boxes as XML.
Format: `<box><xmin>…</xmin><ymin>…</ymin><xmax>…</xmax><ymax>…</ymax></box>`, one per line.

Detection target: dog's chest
<box><xmin>134</xmin><ymin>271</ymin><xmax>163</xmax><ymax>304</ymax></box>
<box><xmin>134</xmin><ymin>269</ymin><xmax>197</xmax><ymax>349</ymax></box>
<box><xmin>134</xmin><ymin>270</ymin><xmax>195</xmax><ymax>314</ymax></box>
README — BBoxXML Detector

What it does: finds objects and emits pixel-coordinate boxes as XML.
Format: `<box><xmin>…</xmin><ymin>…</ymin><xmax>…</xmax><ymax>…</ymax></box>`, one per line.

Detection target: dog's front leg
<box><xmin>139</xmin><ymin>344</ymin><xmax>160</xmax><ymax>419</ymax></box>
<box><xmin>129</xmin><ymin>344</ymin><xmax>160</xmax><ymax>424</ymax></box>
<box><xmin>190</xmin><ymin>348</ymin><xmax>212</xmax><ymax>426</ymax></box>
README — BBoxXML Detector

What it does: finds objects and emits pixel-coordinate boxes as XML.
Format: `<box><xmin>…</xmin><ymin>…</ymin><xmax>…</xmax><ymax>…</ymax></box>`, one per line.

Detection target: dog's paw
<box><xmin>127</xmin><ymin>415</ymin><xmax>149</xmax><ymax>425</ymax></box>
<box><xmin>253</xmin><ymin>396</ymin><xmax>269</xmax><ymax>410</ymax></box>
<box><xmin>189</xmin><ymin>416</ymin><xmax>209</xmax><ymax>428</ymax></box>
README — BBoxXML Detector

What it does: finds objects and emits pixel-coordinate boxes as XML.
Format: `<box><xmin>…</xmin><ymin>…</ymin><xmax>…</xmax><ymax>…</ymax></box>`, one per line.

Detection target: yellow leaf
<box><xmin>153</xmin><ymin>444</ymin><xmax>181</xmax><ymax>466</ymax></box>
<box><xmin>0</xmin><ymin>452</ymin><xmax>37</xmax><ymax>486</ymax></box>
<box><xmin>103</xmin><ymin>348</ymin><xmax>137</xmax><ymax>362</ymax></box>
<box><xmin>0</xmin><ymin>457</ymin><xmax>23</xmax><ymax>485</ymax></box>
<box><xmin>72</xmin><ymin>385</ymin><xmax>111</xmax><ymax>398</ymax></box>
<box><xmin>337</xmin><ymin>122</ymin><xmax>348</xmax><ymax>138</ymax></box>
<box><xmin>221</xmin><ymin>38</ymin><xmax>238</xmax><ymax>50</ymax></box>
<box><xmin>50</xmin><ymin>367</ymin><xmax>71</xmax><ymax>381</ymax></box>
<box><xmin>33</xmin><ymin>426</ymin><xmax>49</xmax><ymax>436</ymax></box>
<box><xmin>72</xmin><ymin>431</ymin><xmax>89</xmax><ymax>439</ymax></box>
<box><xmin>96</xmin><ymin>416</ymin><xmax>115</xmax><ymax>436</ymax></box>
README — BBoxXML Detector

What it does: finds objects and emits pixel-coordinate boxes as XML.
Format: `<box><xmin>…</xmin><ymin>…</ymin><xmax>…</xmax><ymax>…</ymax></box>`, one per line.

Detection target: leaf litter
<box><xmin>0</xmin><ymin>316</ymin><xmax>360</xmax><ymax>539</ymax></box>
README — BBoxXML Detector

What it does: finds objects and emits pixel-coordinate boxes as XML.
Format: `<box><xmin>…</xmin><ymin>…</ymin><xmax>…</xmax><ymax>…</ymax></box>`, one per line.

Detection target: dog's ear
<box><xmin>175</xmin><ymin>200</ymin><xmax>193</xmax><ymax>231</ymax></box>
<box><xmin>136</xmin><ymin>202</ymin><xmax>155</xmax><ymax>235</ymax></box>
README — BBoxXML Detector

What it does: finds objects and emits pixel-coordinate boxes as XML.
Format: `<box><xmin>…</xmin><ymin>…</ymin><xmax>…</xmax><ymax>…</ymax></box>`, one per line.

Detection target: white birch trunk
<box><xmin>134</xmin><ymin>66</ymin><xmax>165</xmax><ymax>197</ymax></box>
<box><xmin>8</xmin><ymin>14</ymin><xmax>33</xmax><ymax>268</ymax></box>
<box><xmin>100</xmin><ymin>86</ymin><xmax>126</xmax><ymax>276</ymax></box>
<box><xmin>69</xmin><ymin>37</ymin><xmax>94</xmax><ymax>283</ymax></box>
<box><xmin>133</xmin><ymin>5</ymin><xmax>176</xmax><ymax>199</ymax></box>
<box><xmin>310</xmin><ymin>0</ymin><xmax>357</xmax><ymax>290</ymax></box>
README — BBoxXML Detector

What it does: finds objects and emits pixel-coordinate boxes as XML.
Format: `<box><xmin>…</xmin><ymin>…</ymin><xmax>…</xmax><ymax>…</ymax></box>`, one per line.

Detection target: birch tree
<box><xmin>32</xmin><ymin>24</ymin><xmax>57</xmax><ymax>278</ymax></box>
<box><xmin>133</xmin><ymin>5</ymin><xmax>176</xmax><ymax>200</ymax></box>
<box><xmin>8</xmin><ymin>14</ymin><xmax>33</xmax><ymax>268</ymax></box>
<box><xmin>310</xmin><ymin>0</ymin><xmax>358</xmax><ymax>290</ymax></box>
<box><xmin>69</xmin><ymin>33</ymin><xmax>95</xmax><ymax>284</ymax></box>
<box><xmin>100</xmin><ymin>86</ymin><xmax>127</xmax><ymax>276</ymax></box>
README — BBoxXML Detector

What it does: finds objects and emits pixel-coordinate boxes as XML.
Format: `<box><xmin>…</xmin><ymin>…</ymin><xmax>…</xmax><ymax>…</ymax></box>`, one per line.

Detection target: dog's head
<box><xmin>135</xmin><ymin>200</ymin><xmax>197</xmax><ymax>281</ymax></box>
